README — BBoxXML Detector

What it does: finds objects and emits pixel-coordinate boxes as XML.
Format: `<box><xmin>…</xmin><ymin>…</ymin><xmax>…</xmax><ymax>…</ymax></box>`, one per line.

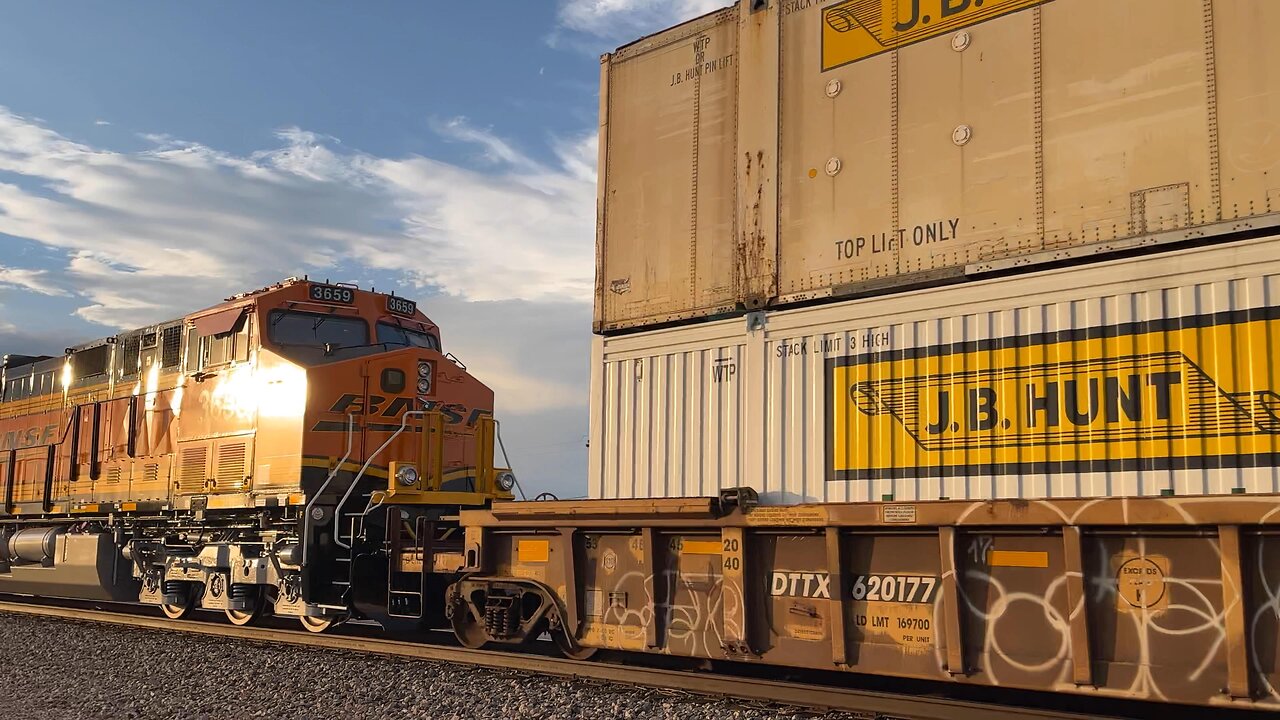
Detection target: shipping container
<box><xmin>588</xmin><ymin>233</ymin><xmax>1280</xmax><ymax>502</ymax></box>
<box><xmin>595</xmin><ymin>0</ymin><xmax>1280</xmax><ymax>331</ymax></box>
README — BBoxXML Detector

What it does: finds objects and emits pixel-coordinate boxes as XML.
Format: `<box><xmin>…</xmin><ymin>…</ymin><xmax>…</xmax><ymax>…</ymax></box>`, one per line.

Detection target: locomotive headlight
<box><xmin>417</xmin><ymin>362</ymin><xmax>433</xmax><ymax>395</ymax></box>
<box><xmin>495</xmin><ymin>471</ymin><xmax>517</xmax><ymax>493</ymax></box>
<box><xmin>396</xmin><ymin>465</ymin><xmax>420</xmax><ymax>487</ymax></box>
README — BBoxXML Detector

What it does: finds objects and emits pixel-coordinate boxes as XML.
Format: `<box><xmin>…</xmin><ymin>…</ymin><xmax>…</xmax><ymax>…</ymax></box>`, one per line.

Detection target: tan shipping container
<box><xmin>588</xmin><ymin>233</ymin><xmax>1280</xmax><ymax>502</ymax></box>
<box><xmin>596</xmin><ymin>0</ymin><xmax>1280</xmax><ymax>332</ymax></box>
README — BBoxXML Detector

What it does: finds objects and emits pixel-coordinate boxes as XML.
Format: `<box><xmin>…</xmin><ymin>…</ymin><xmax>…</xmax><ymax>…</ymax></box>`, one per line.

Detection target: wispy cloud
<box><xmin>557</xmin><ymin>0</ymin><xmax>728</xmax><ymax>40</ymax></box>
<box><xmin>0</xmin><ymin>107</ymin><xmax>595</xmax><ymax>329</ymax></box>
<box><xmin>0</xmin><ymin>264</ymin><xmax>66</xmax><ymax>296</ymax></box>
<box><xmin>94</xmin><ymin>119</ymin><xmax>111</xmax><ymax>126</ymax></box>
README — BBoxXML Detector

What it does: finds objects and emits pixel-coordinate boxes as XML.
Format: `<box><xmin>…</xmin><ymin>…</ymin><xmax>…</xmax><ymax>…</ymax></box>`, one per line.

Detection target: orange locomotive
<box><xmin>0</xmin><ymin>278</ymin><xmax>512</xmax><ymax>630</ymax></box>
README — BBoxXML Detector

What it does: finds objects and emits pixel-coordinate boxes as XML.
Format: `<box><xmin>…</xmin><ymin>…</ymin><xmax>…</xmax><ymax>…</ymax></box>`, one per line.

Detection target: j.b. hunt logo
<box><xmin>849</xmin><ymin>351</ymin><xmax>1280</xmax><ymax>452</ymax></box>
<box><xmin>821</xmin><ymin>0</ymin><xmax>1051</xmax><ymax>71</ymax></box>
<box><xmin>827</xmin><ymin>310</ymin><xmax>1280</xmax><ymax>479</ymax></box>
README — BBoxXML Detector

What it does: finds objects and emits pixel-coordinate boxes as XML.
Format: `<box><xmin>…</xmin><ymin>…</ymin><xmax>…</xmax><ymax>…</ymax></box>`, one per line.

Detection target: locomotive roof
<box><xmin>4</xmin><ymin>277</ymin><xmax>433</xmax><ymax>362</ymax></box>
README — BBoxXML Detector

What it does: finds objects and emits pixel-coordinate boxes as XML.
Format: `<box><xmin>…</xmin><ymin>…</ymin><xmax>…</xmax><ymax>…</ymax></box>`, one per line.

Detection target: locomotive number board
<box><xmin>308</xmin><ymin>283</ymin><xmax>356</xmax><ymax>305</ymax></box>
<box><xmin>385</xmin><ymin>295</ymin><xmax>418</xmax><ymax>317</ymax></box>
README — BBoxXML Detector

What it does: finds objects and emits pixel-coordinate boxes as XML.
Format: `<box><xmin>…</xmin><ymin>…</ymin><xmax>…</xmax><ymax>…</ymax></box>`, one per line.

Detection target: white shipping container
<box><xmin>588</xmin><ymin>235</ymin><xmax>1280</xmax><ymax>503</ymax></box>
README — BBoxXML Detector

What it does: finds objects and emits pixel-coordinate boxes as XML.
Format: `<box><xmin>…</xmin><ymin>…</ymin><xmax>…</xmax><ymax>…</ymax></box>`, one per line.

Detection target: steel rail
<box><xmin>0</xmin><ymin>600</ymin><xmax>1109</xmax><ymax>720</ymax></box>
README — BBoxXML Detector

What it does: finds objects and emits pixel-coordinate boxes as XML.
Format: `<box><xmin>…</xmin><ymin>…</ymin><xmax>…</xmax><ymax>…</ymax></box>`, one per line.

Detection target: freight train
<box><xmin>5</xmin><ymin>0</ymin><xmax>1280</xmax><ymax>713</ymax></box>
<box><xmin>0</xmin><ymin>278</ymin><xmax>514</xmax><ymax>631</ymax></box>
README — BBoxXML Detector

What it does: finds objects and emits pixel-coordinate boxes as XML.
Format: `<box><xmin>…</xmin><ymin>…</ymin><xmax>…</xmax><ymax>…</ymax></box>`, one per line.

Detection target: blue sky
<box><xmin>0</xmin><ymin>0</ymin><xmax>727</xmax><ymax>498</ymax></box>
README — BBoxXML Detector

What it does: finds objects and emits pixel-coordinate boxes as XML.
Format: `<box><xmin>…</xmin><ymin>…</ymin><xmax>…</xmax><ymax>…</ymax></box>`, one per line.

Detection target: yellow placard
<box><xmin>517</xmin><ymin>539</ymin><xmax>550</xmax><ymax>564</ymax></box>
<box><xmin>828</xmin><ymin>310</ymin><xmax>1280</xmax><ymax>479</ymax></box>
<box><xmin>680</xmin><ymin>539</ymin><xmax>724</xmax><ymax>555</ymax></box>
<box><xmin>989</xmin><ymin>550</ymin><xmax>1049</xmax><ymax>569</ymax></box>
<box><xmin>822</xmin><ymin>0</ymin><xmax>1051</xmax><ymax>71</ymax></box>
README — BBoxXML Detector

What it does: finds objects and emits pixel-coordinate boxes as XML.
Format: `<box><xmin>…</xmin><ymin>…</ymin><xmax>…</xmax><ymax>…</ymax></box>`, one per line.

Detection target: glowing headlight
<box><xmin>495</xmin><ymin>472</ymin><xmax>517</xmax><ymax>492</ymax></box>
<box><xmin>416</xmin><ymin>378</ymin><xmax>432</xmax><ymax>395</ymax></box>
<box><xmin>395</xmin><ymin>466</ymin><xmax>420</xmax><ymax>487</ymax></box>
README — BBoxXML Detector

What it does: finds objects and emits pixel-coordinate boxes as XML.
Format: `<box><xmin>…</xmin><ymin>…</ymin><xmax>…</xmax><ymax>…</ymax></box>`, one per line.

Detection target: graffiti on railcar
<box><xmin>552</xmin><ymin>500</ymin><xmax>1280</xmax><ymax>708</ymax></box>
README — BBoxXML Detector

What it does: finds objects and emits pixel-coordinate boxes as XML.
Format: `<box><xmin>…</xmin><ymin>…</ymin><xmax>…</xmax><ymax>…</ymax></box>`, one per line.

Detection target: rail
<box><xmin>0</xmin><ymin>599</ymin><xmax>1112</xmax><ymax>720</ymax></box>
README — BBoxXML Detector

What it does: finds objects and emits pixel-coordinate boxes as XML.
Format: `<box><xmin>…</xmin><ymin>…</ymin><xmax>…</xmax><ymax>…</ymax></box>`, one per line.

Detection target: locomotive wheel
<box><xmin>299</xmin><ymin>614</ymin><xmax>346</xmax><ymax>633</ymax></box>
<box><xmin>160</xmin><ymin>586</ymin><xmax>195</xmax><ymax>620</ymax></box>
<box><xmin>225</xmin><ymin>589</ymin><xmax>264</xmax><ymax>626</ymax></box>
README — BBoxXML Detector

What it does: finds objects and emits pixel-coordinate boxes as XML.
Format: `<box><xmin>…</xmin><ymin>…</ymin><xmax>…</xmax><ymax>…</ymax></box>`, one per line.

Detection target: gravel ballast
<box><xmin>0</xmin><ymin>611</ymin><xmax>861</xmax><ymax>720</ymax></box>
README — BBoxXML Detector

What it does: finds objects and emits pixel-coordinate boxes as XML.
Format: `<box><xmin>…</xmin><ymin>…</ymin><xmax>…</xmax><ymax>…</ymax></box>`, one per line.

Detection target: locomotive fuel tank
<box><xmin>0</xmin><ymin>529</ymin><xmax>137</xmax><ymax>602</ymax></box>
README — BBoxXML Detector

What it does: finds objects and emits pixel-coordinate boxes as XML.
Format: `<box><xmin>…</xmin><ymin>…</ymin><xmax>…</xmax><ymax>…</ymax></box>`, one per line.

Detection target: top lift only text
<box><xmin>836</xmin><ymin>218</ymin><xmax>960</xmax><ymax>260</ymax></box>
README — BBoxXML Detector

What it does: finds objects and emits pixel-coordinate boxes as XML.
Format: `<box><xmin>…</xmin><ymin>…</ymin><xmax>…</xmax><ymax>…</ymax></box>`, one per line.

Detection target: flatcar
<box><xmin>0</xmin><ymin>277</ymin><xmax>513</xmax><ymax>631</ymax></box>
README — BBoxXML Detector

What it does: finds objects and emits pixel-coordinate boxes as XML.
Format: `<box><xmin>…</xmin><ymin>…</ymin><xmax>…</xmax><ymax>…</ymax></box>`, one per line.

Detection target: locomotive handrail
<box><xmin>333</xmin><ymin>409</ymin><xmax>425</xmax><ymax>551</ymax></box>
<box><xmin>301</xmin><ymin>413</ymin><xmax>355</xmax><ymax>568</ymax></box>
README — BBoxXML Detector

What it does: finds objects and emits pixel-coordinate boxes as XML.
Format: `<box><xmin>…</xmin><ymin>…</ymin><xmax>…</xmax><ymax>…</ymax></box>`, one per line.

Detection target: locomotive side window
<box><xmin>196</xmin><ymin>312</ymin><xmax>251</xmax><ymax>370</ymax></box>
<box><xmin>376</xmin><ymin>322</ymin><xmax>440</xmax><ymax>351</ymax></box>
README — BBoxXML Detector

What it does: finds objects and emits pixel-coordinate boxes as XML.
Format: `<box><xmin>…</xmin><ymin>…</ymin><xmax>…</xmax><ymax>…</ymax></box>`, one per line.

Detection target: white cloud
<box><xmin>558</xmin><ymin>0</ymin><xmax>728</xmax><ymax>39</ymax></box>
<box><xmin>94</xmin><ymin>119</ymin><xmax>111</xmax><ymax>126</ymax></box>
<box><xmin>0</xmin><ymin>264</ymin><xmax>66</xmax><ymax>296</ymax></box>
<box><xmin>0</xmin><ymin>107</ymin><xmax>596</xmax><ymax>329</ymax></box>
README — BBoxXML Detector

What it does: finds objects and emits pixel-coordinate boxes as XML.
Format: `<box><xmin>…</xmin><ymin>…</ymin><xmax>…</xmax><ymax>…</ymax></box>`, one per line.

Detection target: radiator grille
<box><xmin>215</xmin><ymin>442</ymin><xmax>248</xmax><ymax>492</ymax></box>
<box><xmin>144</xmin><ymin>463</ymin><xmax>160</xmax><ymax>484</ymax></box>
<box><xmin>105</xmin><ymin>466</ymin><xmax>122</xmax><ymax>484</ymax></box>
<box><xmin>176</xmin><ymin>446</ymin><xmax>207</xmax><ymax>494</ymax></box>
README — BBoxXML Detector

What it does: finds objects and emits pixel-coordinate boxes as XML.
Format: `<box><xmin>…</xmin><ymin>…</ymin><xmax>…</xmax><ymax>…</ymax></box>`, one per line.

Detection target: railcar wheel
<box><xmin>553</xmin><ymin>632</ymin><xmax>598</xmax><ymax>661</ymax></box>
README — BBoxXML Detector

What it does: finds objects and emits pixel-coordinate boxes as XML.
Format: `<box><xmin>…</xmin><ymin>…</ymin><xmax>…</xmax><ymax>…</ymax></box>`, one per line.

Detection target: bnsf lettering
<box><xmin>324</xmin><ymin>394</ymin><xmax>487</xmax><ymax>427</ymax></box>
<box><xmin>0</xmin><ymin>424</ymin><xmax>58</xmax><ymax>451</ymax></box>
<box><xmin>770</xmin><ymin>571</ymin><xmax>832</xmax><ymax>599</ymax></box>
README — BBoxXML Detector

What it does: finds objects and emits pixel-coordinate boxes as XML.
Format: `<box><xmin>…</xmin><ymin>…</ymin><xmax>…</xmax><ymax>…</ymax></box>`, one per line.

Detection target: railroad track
<box><xmin>0</xmin><ymin>599</ymin><xmax>1111</xmax><ymax>720</ymax></box>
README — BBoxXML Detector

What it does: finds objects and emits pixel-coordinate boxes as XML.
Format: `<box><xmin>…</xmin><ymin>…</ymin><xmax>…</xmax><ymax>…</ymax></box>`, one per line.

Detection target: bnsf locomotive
<box><xmin>0</xmin><ymin>278</ymin><xmax>514</xmax><ymax>631</ymax></box>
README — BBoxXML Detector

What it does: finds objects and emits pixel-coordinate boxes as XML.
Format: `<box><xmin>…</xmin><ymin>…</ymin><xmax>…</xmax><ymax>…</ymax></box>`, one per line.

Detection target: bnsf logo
<box><xmin>326</xmin><ymin>394</ymin><xmax>490</xmax><ymax>427</ymax></box>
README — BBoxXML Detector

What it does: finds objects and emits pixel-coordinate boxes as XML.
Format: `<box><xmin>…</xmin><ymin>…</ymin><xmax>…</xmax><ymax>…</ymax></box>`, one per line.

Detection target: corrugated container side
<box><xmin>597</xmin><ymin>0</ymin><xmax>1280</xmax><ymax>331</ymax></box>
<box><xmin>590</xmin><ymin>235</ymin><xmax>1280</xmax><ymax>502</ymax></box>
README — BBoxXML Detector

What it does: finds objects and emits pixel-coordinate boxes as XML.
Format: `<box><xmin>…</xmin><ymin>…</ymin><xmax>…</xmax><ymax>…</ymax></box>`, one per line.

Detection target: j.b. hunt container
<box><xmin>588</xmin><ymin>234</ymin><xmax>1280</xmax><ymax>502</ymax></box>
<box><xmin>594</xmin><ymin>0</ymin><xmax>1280</xmax><ymax>331</ymax></box>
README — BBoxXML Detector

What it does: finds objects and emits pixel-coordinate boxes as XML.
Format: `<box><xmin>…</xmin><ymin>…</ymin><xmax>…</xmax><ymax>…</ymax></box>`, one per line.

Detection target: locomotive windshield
<box><xmin>264</xmin><ymin>310</ymin><xmax>371</xmax><ymax>363</ymax></box>
<box><xmin>376</xmin><ymin>322</ymin><xmax>440</xmax><ymax>351</ymax></box>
